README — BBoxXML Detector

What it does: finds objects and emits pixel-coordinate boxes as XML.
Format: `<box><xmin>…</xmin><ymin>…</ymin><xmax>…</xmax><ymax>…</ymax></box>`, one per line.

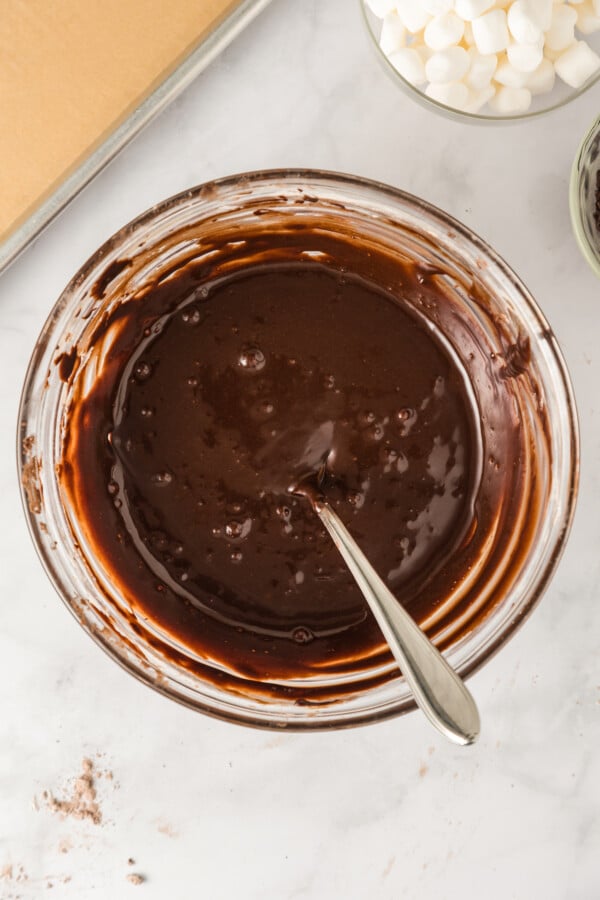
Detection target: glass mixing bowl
<box><xmin>361</xmin><ymin>0</ymin><xmax>600</xmax><ymax>123</ymax></box>
<box><xmin>18</xmin><ymin>170</ymin><xmax>579</xmax><ymax>729</ymax></box>
<box><xmin>570</xmin><ymin>112</ymin><xmax>600</xmax><ymax>277</ymax></box>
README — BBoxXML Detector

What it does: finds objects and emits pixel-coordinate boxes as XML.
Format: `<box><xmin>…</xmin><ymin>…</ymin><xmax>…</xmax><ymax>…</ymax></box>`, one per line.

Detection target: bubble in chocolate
<box><xmin>251</xmin><ymin>398</ymin><xmax>275</xmax><ymax>421</ymax></box>
<box><xmin>224</xmin><ymin>518</ymin><xmax>252</xmax><ymax>541</ymax></box>
<box><xmin>366</xmin><ymin>422</ymin><xmax>385</xmax><ymax>442</ymax></box>
<box><xmin>151</xmin><ymin>470</ymin><xmax>173</xmax><ymax>486</ymax></box>
<box><xmin>347</xmin><ymin>490</ymin><xmax>365</xmax><ymax>509</ymax></box>
<box><xmin>489</xmin><ymin>455</ymin><xmax>500</xmax><ymax>471</ymax></box>
<box><xmin>395</xmin><ymin>407</ymin><xmax>417</xmax><ymax>435</ymax></box>
<box><xmin>238</xmin><ymin>345</ymin><xmax>265</xmax><ymax>372</ymax></box>
<box><xmin>107</xmin><ymin>480</ymin><xmax>119</xmax><ymax>496</ymax></box>
<box><xmin>133</xmin><ymin>360</ymin><xmax>152</xmax><ymax>382</ymax></box>
<box><xmin>181</xmin><ymin>307</ymin><xmax>201</xmax><ymax>325</ymax></box>
<box><xmin>140</xmin><ymin>406</ymin><xmax>154</xmax><ymax>418</ymax></box>
<box><xmin>292</xmin><ymin>626</ymin><xmax>314</xmax><ymax>644</ymax></box>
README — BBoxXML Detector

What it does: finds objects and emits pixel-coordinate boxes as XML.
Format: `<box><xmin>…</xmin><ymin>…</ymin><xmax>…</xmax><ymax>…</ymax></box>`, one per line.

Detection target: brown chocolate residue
<box><xmin>500</xmin><ymin>335</ymin><xmax>531</xmax><ymax>379</ymax></box>
<box><xmin>56</xmin><ymin>347</ymin><xmax>79</xmax><ymax>383</ymax></box>
<box><xmin>92</xmin><ymin>258</ymin><xmax>132</xmax><ymax>300</ymax></box>
<box><xmin>21</xmin><ymin>436</ymin><xmax>43</xmax><ymax>515</ymax></box>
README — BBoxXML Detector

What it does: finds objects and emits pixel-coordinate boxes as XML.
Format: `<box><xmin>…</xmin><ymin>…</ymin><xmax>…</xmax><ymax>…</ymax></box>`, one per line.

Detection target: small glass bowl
<box><xmin>361</xmin><ymin>0</ymin><xmax>600</xmax><ymax>123</ymax></box>
<box><xmin>570</xmin><ymin>112</ymin><xmax>600</xmax><ymax>277</ymax></box>
<box><xmin>18</xmin><ymin>170</ymin><xmax>579</xmax><ymax>730</ymax></box>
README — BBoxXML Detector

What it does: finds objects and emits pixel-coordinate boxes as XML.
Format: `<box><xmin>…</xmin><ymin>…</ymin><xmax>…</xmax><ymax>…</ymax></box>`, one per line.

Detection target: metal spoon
<box><xmin>295</xmin><ymin>483</ymin><xmax>480</xmax><ymax>746</ymax></box>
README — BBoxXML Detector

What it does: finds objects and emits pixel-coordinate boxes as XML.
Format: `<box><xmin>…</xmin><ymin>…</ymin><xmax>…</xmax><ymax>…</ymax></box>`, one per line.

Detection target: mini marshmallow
<box><xmin>425</xmin><ymin>80</ymin><xmax>471</xmax><ymax>108</ymax></box>
<box><xmin>425</xmin><ymin>45</ymin><xmax>471</xmax><ymax>80</ymax></box>
<box><xmin>526</xmin><ymin>56</ymin><xmax>556</xmax><ymax>90</ymax></box>
<box><xmin>424</xmin><ymin>12</ymin><xmax>465</xmax><ymax>48</ymax></box>
<box><xmin>388</xmin><ymin>47</ymin><xmax>428</xmax><ymax>83</ymax></box>
<box><xmin>365</xmin><ymin>0</ymin><xmax>397</xmax><ymax>16</ymax></box>
<box><xmin>379</xmin><ymin>12</ymin><xmax>407</xmax><ymax>53</ymax></box>
<box><xmin>395</xmin><ymin>0</ymin><xmax>432</xmax><ymax>32</ymax></box>
<box><xmin>554</xmin><ymin>39</ymin><xmax>600</xmax><ymax>85</ymax></box>
<box><xmin>507</xmin><ymin>1</ymin><xmax>543</xmax><ymax>43</ymax></box>
<box><xmin>466</xmin><ymin>48</ymin><xmax>498</xmax><ymax>87</ymax></box>
<box><xmin>465</xmin><ymin>83</ymin><xmax>497</xmax><ymax>110</ymax></box>
<box><xmin>494</xmin><ymin>55</ymin><xmax>532</xmax><ymax>82</ymax></box>
<box><xmin>544</xmin><ymin>4</ymin><xmax>577</xmax><ymax>49</ymax></box>
<box><xmin>489</xmin><ymin>84</ymin><xmax>532</xmax><ymax>110</ymax></box>
<box><xmin>472</xmin><ymin>9</ymin><xmax>510</xmax><ymax>53</ymax></box>
<box><xmin>454</xmin><ymin>0</ymin><xmax>495</xmax><ymax>20</ymax></box>
<box><xmin>507</xmin><ymin>39</ymin><xmax>544</xmax><ymax>70</ymax></box>
<box><xmin>421</xmin><ymin>0</ymin><xmax>455</xmax><ymax>15</ymax></box>
<box><xmin>523</xmin><ymin>0</ymin><xmax>553</xmax><ymax>30</ymax></box>
<box><xmin>575</xmin><ymin>1</ymin><xmax>600</xmax><ymax>33</ymax></box>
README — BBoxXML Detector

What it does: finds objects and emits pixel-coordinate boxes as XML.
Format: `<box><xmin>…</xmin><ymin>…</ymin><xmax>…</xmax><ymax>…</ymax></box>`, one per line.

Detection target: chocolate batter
<box><xmin>59</xmin><ymin>224</ymin><xmax>528</xmax><ymax>697</ymax></box>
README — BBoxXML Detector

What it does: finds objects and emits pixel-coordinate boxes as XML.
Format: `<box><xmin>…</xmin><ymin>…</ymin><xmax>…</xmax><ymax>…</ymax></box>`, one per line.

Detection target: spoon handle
<box><xmin>316</xmin><ymin>501</ymin><xmax>480</xmax><ymax>746</ymax></box>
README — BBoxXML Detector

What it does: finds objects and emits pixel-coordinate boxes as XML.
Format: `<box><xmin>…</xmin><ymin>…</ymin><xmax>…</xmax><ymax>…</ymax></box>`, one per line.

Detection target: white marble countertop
<box><xmin>1</xmin><ymin>1</ymin><xmax>599</xmax><ymax>897</ymax></box>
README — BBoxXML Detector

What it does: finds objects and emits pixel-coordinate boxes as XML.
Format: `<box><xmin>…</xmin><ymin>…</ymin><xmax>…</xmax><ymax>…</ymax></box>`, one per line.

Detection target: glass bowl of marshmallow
<box><xmin>362</xmin><ymin>0</ymin><xmax>600</xmax><ymax>119</ymax></box>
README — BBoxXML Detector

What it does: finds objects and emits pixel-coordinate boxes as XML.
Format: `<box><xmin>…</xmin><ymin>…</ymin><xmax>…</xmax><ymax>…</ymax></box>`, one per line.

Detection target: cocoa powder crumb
<box><xmin>42</xmin><ymin>757</ymin><xmax>103</xmax><ymax>825</ymax></box>
<box><xmin>156</xmin><ymin>819</ymin><xmax>178</xmax><ymax>838</ymax></box>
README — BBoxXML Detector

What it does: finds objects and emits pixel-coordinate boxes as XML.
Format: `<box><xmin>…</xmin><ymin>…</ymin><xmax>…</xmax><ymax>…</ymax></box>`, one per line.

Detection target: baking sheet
<box><xmin>0</xmin><ymin>0</ymin><xmax>272</xmax><ymax>275</ymax></box>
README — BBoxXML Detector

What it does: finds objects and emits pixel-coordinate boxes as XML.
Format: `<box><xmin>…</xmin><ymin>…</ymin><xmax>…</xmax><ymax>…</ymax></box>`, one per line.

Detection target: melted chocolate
<box><xmin>60</xmin><ymin>224</ymin><xmax>530</xmax><ymax>698</ymax></box>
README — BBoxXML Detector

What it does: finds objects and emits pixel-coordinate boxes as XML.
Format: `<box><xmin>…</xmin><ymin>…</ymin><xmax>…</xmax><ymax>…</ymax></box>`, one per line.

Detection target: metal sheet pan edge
<box><xmin>0</xmin><ymin>0</ymin><xmax>273</xmax><ymax>276</ymax></box>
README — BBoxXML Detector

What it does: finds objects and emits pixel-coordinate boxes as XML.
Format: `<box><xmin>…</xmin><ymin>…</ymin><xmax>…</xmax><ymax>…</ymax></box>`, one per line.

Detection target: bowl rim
<box><xmin>360</xmin><ymin>0</ymin><xmax>600</xmax><ymax>124</ymax></box>
<box><xmin>17</xmin><ymin>168</ymin><xmax>580</xmax><ymax>730</ymax></box>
